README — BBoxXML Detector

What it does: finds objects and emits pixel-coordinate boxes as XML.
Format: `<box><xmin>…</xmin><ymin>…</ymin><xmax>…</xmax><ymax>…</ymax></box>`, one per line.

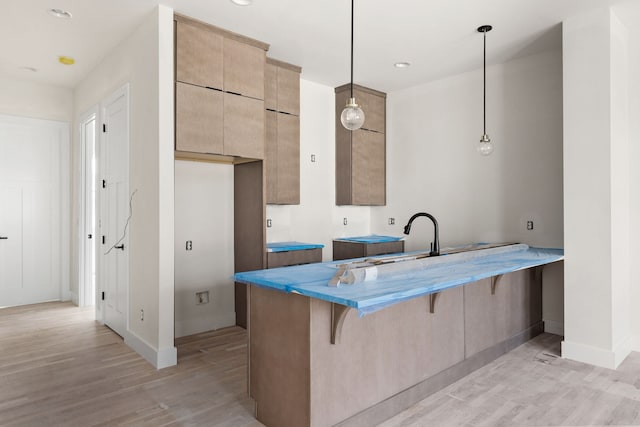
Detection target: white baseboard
<box><xmin>175</xmin><ymin>312</ymin><xmax>236</xmax><ymax>339</ymax></box>
<box><xmin>125</xmin><ymin>330</ymin><xmax>177</xmax><ymax>370</ymax></box>
<box><xmin>544</xmin><ymin>320</ymin><xmax>564</xmax><ymax>336</ymax></box>
<box><xmin>562</xmin><ymin>335</ymin><xmax>633</xmax><ymax>369</ymax></box>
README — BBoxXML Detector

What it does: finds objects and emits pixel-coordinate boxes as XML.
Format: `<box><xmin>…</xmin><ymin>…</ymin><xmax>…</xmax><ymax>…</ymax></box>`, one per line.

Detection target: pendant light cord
<box><xmin>350</xmin><ymin>0</ymin><xmax>354</xmax><ymax>99</ymax></box>
<box><xmin>483</xmin><ymin>29</ymin><xmax>486</xmax><ymax>135</ymax></box>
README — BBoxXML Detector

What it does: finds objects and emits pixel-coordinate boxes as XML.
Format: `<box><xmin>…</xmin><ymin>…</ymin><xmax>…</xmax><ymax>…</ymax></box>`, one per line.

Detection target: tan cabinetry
<box><xmin>174</xmin><ymin>15</ymin><xmax>268</xmax><ymax>160</ymax></box>
<box><xmin>335</xmin><ymin>84</ymin><xmax>387</xmax><ymax>206</ymax></box>
<box><xmin>333</xmin><ymin>239</ymin><xmax>404</xmax><ymax>261</ymax></box>
<box><xmin>265</xmin><ymin>58</ymin><xmax>301</xmax><ymax>205</ymax></box>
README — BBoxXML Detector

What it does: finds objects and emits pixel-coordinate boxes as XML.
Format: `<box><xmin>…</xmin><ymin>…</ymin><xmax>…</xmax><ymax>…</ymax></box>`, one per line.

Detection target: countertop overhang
<box><xmin>234</xmin><ymin>244</ymin><xmax>564</xmax><ymax>316</ymax></box>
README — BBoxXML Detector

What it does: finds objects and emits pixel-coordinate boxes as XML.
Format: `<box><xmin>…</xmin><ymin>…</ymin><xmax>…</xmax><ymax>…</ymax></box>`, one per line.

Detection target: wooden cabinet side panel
<box><xmin>224</xmin><ymin>38</ymin><xmax>265</xmax><ymax>100</ymax></box>
<box><xmin>355</xmin><ymin>88</ymin><xmax>386</xmax><ymax>133</ymax></box>
<box><xmin>277</xmin><ymin>67</ymin><xmax>300</xmax><ymax>116</ymax></box>
<box><xmin>265</xmin><ymin>111</ymin><xmax>278</xmax><ymax>203</ymax></box>
<box><xmin>176</xmin><ymin>20</ymin><xmax>223</xmax><ymax>89</ymax></box>
<box><xmin>250</xmin><ymin>287</ymin><xmax>311</xmax><ymax>427</ymax></box>
<box><xmin>223</xmin><ymin>93</ymin><xmax>265</xmax><ymax>159</ymax></box>
<box><xmin>276</xmin><ymin>113</ymin><xmax>300</xmax><ymax>204</ymax></box>
<box><xmin>234</xmin><ymin>161</ymin><xmax>265</xmax><ymax>327</ymax></box>
<box><xmin>351</xmin><ymin>130</ymin><xmax>386</xmax><ymax>205</ymax></box>
<box><xmin>335</xmin><ymin>90</ymin><xmax>353</xmax><ymax>205</ymax></box>
<box><xmin>175</xmin><ymin>82</ymin><xmax>223</xmax><ymax>154</ymax></box>
<box><xmin>264</xmin><ymin>62</ymin><xmax>277</xmax><ymax>111</ymax></box>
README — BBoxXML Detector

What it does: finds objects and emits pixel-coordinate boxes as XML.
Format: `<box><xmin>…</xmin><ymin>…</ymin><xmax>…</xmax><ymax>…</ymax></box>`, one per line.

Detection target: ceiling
<box><xmin>2</xmin><ymin>0</ymin><xmax>634</xmax><ymax>92</ymax></box>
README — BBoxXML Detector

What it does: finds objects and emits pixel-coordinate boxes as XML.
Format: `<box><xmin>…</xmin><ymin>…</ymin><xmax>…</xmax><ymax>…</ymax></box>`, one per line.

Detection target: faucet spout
<box><xmin>403</xmin><ymin>212</ymin><xmax>440</xmax><ymax>257</ymax></box>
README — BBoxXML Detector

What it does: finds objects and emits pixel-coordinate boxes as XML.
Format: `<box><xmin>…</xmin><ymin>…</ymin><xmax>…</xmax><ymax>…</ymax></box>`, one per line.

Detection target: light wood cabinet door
<box><xmin>175</xmin><ymin>82</ymin><xmax>223</xmax><ymax>154</ymax></box>
<box><xmin>351</xmin><ymin>130</ymin><xmax>385</xmax><ymax>206</ymax></box>
<box><xmin>355</xmin><ymin>88</ymin><xmax>385</xmax><ymax>133</ymax></box>
<box><xmin>175</xmin><ymin>20</ymin><xmax>223</xmax><ymax>90</ymax></box>
<box><xmin>223</xmin><ymin>93</ymin><xmax>264</xmax><ymax>159</ymax></box>
<box><xmin>266</xmin><ymin>112</ymin><xmax>300</xmax><ymax>204</ymax></box>
<box><xmin>224</xmin><ymin>38</ymin><xmax>265</xmax><ymax>100</ymax></box>
<box><xmin>277</xmin><ymin>67</ymin><xmax>300</xmax><ymax>116</ymax></box>
<box><xmin>276</xmin><ymin>113</ymin><xmax>300</xmax><ymax>204</ymax></box>
<box><xmin>264</xmin><ymin>63</ymin><xmax>278</xmax><ymax>111</ymax></box>
<box><xmin>265</xmin><ymin>111</ymin><xmax>278</xmax><ymax>201</ymax></box>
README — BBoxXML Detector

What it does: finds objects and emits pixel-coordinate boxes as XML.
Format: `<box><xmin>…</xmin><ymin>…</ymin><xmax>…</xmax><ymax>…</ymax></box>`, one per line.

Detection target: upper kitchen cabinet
<box><xmin>224</xmin><ymin>38</ymin><xmax>265</xmax><ymax>100</ymax></box>
<box><xmin>175</xmin><ymin>19</ymin><xmax>223</xmax><ymax>90</ymax></box>
<box><xmin>265</xmin><ymin>58</ymin><xmax>301</xmax><ymax>204</ymax></box>
<box><xmin>174</xmin><ymin>14</ymin><xmax>269</xmax><ymax>160</ymax></box>
<box><xmin>335</xmin><ymin>84</ymin><xmax>387</xmax><ymax>206</ymax></box>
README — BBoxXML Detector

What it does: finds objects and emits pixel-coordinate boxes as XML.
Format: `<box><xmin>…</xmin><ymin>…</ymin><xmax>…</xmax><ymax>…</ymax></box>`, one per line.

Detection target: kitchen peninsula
<box><xmin>235</xmin><ymin>244</ymin><xmax>563</xmax><ymax>426</ymax></box>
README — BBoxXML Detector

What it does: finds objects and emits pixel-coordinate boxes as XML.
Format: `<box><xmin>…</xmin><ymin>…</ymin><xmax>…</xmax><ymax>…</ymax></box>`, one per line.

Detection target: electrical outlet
<box><xmin>267</xmin><ymin>219</ymin><xmax>272</xmax><ymax>228</ymax></box>
<box><xmin>186</xmin><ymin>240</ymin><xmax>192</xmax><ymax>250</ymax></box>
<box><xmin>140</xmin><ymin>309</ymin><xmax>144</xmax><ymax>322</ymax></box>
<box><xmin>343</xmin><ymin>217</ymin><xmax>348</xmax><ymax>226</ymax></box>
<box><xmin>311</xmin><ymin>154</ymin><xmax>316</xmax><ymax>162</ymax></box>
<box><xmin>527</xmin><ymin>220</ymin><xmax>534</xmax><ymax>230</ymax></box>
<box><xmin>388</xmin><ymin>218</ymin><xmax>395</xmax><ymax>225</ymax></box>
<box><xmin>196</xmin><ymin>291</ymin><xmax>209</xmax><ymax>305</ymax></box>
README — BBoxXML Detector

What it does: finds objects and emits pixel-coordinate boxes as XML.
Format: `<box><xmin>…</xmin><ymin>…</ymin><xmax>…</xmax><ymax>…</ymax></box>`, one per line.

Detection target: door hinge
<box><xmin>102</xmin><ymin>123</ymin><xmax>106</xmax><ymax>133</ymax></box>
<box><xmin>101</xmin><ymin>291</ymin><xmax>105</xmax><ymax>301</ymax></box>
<box><xmin>102</xmin><ymin>179</ymin><xmax>106</xmax><ymax>188</ymax></box>
<box><xmin>102</xmin><ymin>235</ymin><xmax>106</xmax><ymax>245</ymax></box>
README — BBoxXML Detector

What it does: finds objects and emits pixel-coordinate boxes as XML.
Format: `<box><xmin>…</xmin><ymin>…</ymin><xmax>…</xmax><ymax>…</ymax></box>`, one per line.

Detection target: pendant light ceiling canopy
<box><xmin>477</xmin><ymin>24</ymin><xmax>493</xmax><ymax>156</ymax></box>
<box><xmin>340</xmin><ymin>0</ymin><xmax>365</xmax><ymax>131</ymax></box>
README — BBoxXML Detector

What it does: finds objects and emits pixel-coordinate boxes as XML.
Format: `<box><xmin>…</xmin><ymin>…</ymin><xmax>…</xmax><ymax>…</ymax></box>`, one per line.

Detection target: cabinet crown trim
<box><xmin>175</xmin><ymin>13</ymin><xmax>270</xmax><ymax>51</ymax></box>
<box><xmin>335</xmin><ymin>83</ymin><xmax>386</xmax><ymax>98</ymax></box>
<box><xmin>266</xmin><ymin>57</ymin><xmax>302</xmax><ymax>73</ymax></box>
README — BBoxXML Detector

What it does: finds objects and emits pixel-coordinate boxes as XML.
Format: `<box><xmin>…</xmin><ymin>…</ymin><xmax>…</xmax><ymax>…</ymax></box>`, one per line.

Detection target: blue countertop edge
<box><xmin>235</xmin><ymin>246</ymin><xmax>564</xmax><ymax>317</ymax></box>
<box><xmin>266</xmin><ymin>242</ymin><xmax>325</xmax><ymax>252</ymax></box>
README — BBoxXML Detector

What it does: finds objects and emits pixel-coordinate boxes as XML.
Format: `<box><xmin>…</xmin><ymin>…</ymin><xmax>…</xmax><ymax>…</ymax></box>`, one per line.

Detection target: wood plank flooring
<box><xmin>2</xmin><ymin>302</ymin><xmax>640</xmax><ymax>426</ymax></box>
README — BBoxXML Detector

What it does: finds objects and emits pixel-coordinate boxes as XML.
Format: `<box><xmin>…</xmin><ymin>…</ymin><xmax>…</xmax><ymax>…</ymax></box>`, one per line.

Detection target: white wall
<box><xmin>0</xmin><ymin>75</ymin><xmax>73</xmax><ymax>122</ymax></box>
<box><xmin>174</xmin><ymin>160</ymin><xmax>235</xmax><ymax>337</ymax></box>
<box><xmin>266</xmin><ymin>79</ymin><xmax>370</xmax><ymax>260</ymax></box>
<box><xmin>73</xmin><ymin>5</ymin><xmax>175</xmax><ymax>368</ymax></box>
<box><xmin>562</xmin><ymin>6</ymin><xmax>635</xmax><ymax>369</ymax></box>
<box><xmin>371</xmin><ymin>49</ymin><xmax>564</xmax><ymax>330</ymax></box>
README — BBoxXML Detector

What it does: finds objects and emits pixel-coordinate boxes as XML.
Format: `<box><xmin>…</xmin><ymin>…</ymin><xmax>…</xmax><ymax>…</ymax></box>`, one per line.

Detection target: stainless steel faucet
<box><xmin>403</xmin><ymin>212</ymin><xmax>440</xmax><ymax>257</ymax></box>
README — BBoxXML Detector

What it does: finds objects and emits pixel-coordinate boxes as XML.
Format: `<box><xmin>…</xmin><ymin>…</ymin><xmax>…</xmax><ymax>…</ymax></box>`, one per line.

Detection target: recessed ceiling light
<box><xmin>21</xmin><ymin>66</ymin><xmax>38</xmax><ymax>72</ymax></box>
<box><xmin>58</xmin><ymin>56</ymin><xmax>75</xmax><ymax>65</ymax></box>
<box><xmin>394</xmin><ymin>62</ymin><xmax>411</xmax><ymax>68</ymax></box>
<box><xmin>48</xmin><ymin>8</ymin><xmax>72</xmax><ymax>19</ymax></box>
<box><xmin>230</xmin><ymin>0</ymin><xmax>253</xmax><ymax>5</ymax></box>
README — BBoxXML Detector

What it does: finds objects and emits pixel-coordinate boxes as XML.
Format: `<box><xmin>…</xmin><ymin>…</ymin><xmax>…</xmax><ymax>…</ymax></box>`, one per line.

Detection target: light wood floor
<box><xmin>2</xmin><ymin>302</ymin><xmax>640</xmax><ymax>426</ymax></box>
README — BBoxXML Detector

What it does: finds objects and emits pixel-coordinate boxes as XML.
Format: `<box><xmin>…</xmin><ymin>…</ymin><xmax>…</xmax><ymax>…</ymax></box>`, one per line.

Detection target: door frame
<box><xmin>77</xmin><ymin>107</ymin><xmax>98</xmax><ymax>308</ymax></box>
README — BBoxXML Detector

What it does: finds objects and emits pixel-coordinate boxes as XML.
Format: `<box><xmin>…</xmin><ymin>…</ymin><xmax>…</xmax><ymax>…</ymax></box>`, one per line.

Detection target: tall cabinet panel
<box><xmin>335</xmin><ymin>84</ymin><xmax>387</xmax><ymax>206</ymax></box>
<box><xmin>175</xmin><ymin>82</ymin><xmax>223</xmax><ymax>154</ymax></box>
<box><xmin>265</xmin><ymin>58</ymin><xmax>301</xmax><ymax>205</ymax></box>
<box><xmin>223</xmin><ymin>38</ymin><xmax>265</xmax><ymax>100</ymax></box>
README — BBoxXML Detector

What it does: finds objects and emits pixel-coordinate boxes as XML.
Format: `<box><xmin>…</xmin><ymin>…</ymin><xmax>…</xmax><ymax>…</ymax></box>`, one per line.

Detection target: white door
<box><xmin>0</xmin><ymin>115</ymin><xmax>69</xmax><ymax>307</ymax></box>
<box><xmin>0</xmin><ymin>188</ymin><xmax>23</xmax><ymax>303</ymax></box>
<box><xmin>99</xmin><ymin>86</ymin><xmax>129</xmax><ymax>337</ymax></box>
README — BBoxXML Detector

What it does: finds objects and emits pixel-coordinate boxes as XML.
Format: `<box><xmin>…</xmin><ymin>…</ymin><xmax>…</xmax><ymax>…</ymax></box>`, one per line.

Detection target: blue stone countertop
<box><xmin>266</xmin><ymin>241</ymin><xmax>325</xmax><ymax>253</ymax></box>
<box><xmin>334</xmin><ymin>234</ymin><xmax>404</xmax><ymax>244</ymax></box>
<box><xmin>235</xmin><ymin>244</ymin><xmax>564</xmax><ymax>317</ymax></box>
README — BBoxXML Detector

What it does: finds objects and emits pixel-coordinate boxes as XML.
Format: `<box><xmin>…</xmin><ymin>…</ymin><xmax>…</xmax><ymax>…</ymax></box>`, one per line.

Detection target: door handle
<box><xmin>114</xmin><ymin>244</ymin><xmax>125</xmax><ymax>250</ymax></box>
<box><xmin>0</xmin><ymin>236</ymin><xmax>7</xmax><ymax>240</ymax></box>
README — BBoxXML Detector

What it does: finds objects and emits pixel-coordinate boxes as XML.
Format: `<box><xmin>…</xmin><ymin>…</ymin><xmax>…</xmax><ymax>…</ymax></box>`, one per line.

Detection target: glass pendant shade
<box><xmin>477</xmin><ymin>134</ymin><xmax>494</xmax><ymax>156</ymax></box>
<box><xmin>341</xmin><ymin>97</ymin><xmax>365</xmax><ymax>130</ymax></box>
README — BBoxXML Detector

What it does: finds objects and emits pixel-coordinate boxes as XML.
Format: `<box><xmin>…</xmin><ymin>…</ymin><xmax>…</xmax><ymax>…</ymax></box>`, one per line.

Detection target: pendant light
<box><xmin>340</xmin><ymin>0</ymin><xmax>365</xmax><ymax>130</ymax></box>
<box><xmin>477</xmin><ymin>25</ymin><xmax>493</xmax><ymax>156</ymax></box>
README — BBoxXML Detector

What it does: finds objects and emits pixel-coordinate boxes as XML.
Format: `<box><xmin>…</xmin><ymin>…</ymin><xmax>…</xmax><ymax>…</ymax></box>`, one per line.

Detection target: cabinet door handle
<box><xmin>0</xmin><ymin>236</ymin><xmax>7</xmax><ymax>240</ymax></box>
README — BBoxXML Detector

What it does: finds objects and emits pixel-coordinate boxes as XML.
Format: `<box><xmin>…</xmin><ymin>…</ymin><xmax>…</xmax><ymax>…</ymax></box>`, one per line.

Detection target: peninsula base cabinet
<box><xmin>248</xmin><ymin>267</ymin><xmax>544</xmax><ymax>427</ymax></box>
